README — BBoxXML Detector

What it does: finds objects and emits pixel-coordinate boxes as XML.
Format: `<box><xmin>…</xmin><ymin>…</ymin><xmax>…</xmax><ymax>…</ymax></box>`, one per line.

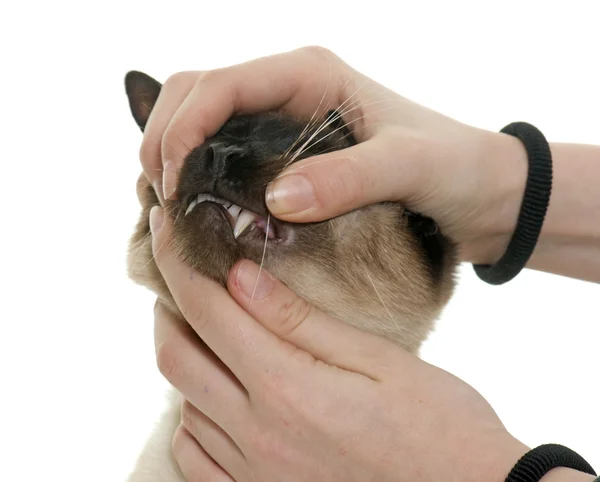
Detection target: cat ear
<box><xmin>326</xmin><ymin>109</ymin><xmax>357</xmax><ymax>146</ymax></box>
<box><xmin>124</xmin><ymin>71</ymin><xmax>162</xmax><ymax>132</ymax></box>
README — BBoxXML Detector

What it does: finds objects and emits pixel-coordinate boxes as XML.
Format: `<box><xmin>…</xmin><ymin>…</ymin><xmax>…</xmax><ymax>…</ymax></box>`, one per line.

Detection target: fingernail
<box><xmin>266</xmin><ymin>174</ymin><xmax>315</xmax><ymax>215</ymax></box>
<box><xmin>163</xmin><ymin>160</ymin><xmax>177</xmax><ymax>200</ymax></box>
<box><xmin>149</xmin><ymin>206</ymin><xmax>164</xmax><ymax>235</ymax></box>
<box><xmin>153</xmin><ymin>180</ymin><xmax>164</xmax><ymax>206</ymax></box>
<box><xmin>236</xmin><ymin>262</ymin><xmax>274</xmax><ymax>300</ymax></box>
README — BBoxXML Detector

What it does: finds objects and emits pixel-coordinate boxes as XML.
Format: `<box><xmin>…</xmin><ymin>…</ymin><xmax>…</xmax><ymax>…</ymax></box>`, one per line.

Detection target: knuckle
<box><xmin>324</xmin><ymin>155</ymin><xmax>367</xmax><ymax>206</ymax></box>
<box><xmin>276</xmin><ymin>295</ymin><xmax>314</xmax><ymax>339</ymax></box>
<box><xmin>161</xmin><ymin>123</ymin><xmax>187</xmax><ymax>159</ymax></box>
<box><xmin>172</xmin><ymin>425</ymin><xmax>213</xmax><ymax>482</ymax></box>
<box><xmin>135</xmin><ymin>172</ymin><xmax>151</xmax><ymax>204</ymax></box>
<box><xmin>138</xmin><ymin>133</ymin><xmax>160</xmax><ymax>170</ymax></box>
<box><xmin>301</xmin><ymin>45</ymin><xmax>337</xmax><ymax>63</ymax></box>
<box><xmin>193</xmin><ymin>70</ymin><xmax>235</xmax><ymax>116</ymax></box>
<box><xmin>310</xmin><ymin>156</ymin><xmax>367</xmax><ymax>210</ymax></box>
<box><xmin>345</xmin><ymin>156</ymin><xmax>369</xmax><ymax>203</ymax></box>
<box><xmin>153</xmin><ymin>298</ymin><xmax>162</xmax><ymax>317</ymax></box>
<box><xmin>155</xmin><ymin>339</ymin><xmax>183</xmax><ymax>383</ymax></box>
<box><xmin>194</xmin><ymin>69</ymin><xmax>222</xmax><ymax>86</ymax></box>
<box><xmin>180</xmin><ymin>400</ymin><xmax>196</xmax><ymax>433</ymax></box>
<box><xmin>181</xmin><ymin>293</ymin><xmax>211</xmax><ymax>334</ymax></box>
<box><xmin>171</xmin><ymin>424</ymin><xmax>187</xmax><ymax>456</ymax></box>
<box><xmin>163</xmin><ymin>70</ymin><xmax>196</xmax><ymax>90</ymax></box>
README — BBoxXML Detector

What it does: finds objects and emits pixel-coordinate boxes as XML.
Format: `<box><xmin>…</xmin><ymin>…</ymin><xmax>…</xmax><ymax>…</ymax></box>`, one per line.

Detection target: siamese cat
<box><xmin>124</xmin><ymin>71</ymin><xmax>458</xmax><ymax>481</ymax></box>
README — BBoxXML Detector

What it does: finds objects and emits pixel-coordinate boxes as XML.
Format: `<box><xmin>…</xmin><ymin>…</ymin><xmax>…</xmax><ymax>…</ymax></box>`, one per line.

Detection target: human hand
<box><xmin>138</xmin><ymin>46</ymin><xmax>530</xmax><ymax>267</ymax></box>
<box><xmin>149</xmin><ymin>206</ymin><xmax>530</xmax><ymax>482</ymax></box>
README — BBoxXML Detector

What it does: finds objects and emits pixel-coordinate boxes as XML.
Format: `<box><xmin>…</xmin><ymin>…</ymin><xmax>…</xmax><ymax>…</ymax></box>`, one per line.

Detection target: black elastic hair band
<box><xmin>505</xmin><ymin>444</ymin><xmax>596</xmax><ymax>482</ymax></box>
<box><xmin>473</xmin><ymin>122</ymin><xmax>553</xmax><ymax>285</ymax></box>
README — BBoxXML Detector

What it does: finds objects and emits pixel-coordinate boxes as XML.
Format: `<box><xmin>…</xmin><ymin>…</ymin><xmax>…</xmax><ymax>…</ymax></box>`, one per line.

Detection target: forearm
<box><xmin>463</xmin><ymin>139</ymin><xmax>600</xmax><ymax>283</ymax></box>
<box><xmin>527</xmin><ymin>142</ymin><xmax>600</xmax><ymax>282</ymax></box>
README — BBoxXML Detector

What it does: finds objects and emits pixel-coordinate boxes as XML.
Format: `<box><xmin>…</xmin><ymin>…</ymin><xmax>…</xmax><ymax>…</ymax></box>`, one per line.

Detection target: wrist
<box><xmin>459</xmin><ymin>129</ymin><xmax>528</xmax><ymax>265</ymax></box>
<box><xmin>461</xmin><ymin>134</ymin><xmax>600</xmax><ymax>282</ymax></box>
<box><xmin>474</xmin><ymin>437</ymin><xmax>597</xmax><ymax>482</ymax></box>
<box><xmin>539</xmin><ymin>468</ymin><xmax>597</xmax><ymax>482</ymax></box>
<box><xmin>455</xmin><ymin>432</ymin><xmax>530</xmax><ymax>482</ymax></box>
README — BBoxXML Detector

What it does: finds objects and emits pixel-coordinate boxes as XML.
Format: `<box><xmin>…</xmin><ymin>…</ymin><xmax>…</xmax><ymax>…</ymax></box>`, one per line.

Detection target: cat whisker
<box><xmin>281</xmin><ymin>99</ymin><xmax>339</xmax><ymax>165</ymax></box>
<box><xmin>304</xmin><ymin>87</ymin><xmax>394</xmax><ymax>138</ymax></box>
<box><xmin>139</xmin><ymin>235</ymin><xmax>168</xmax><ymax>271</ymax></box>
<box><xmin>281</xmin><ymin>81</ymin><xmax>392</xmax><ymax>169</ymax></box>
<box><xmin>281</xmin><ymin>65</ymin><xmax>334</xmax><ymax>160</ymax></box>
<box><xmin>138</xmin><ymin>205</ymin><xmax>180</xmax><ymax>271</ymax></box>
<box><xmin>284</xmin><ymin>109</ymin><xmax>345</xmax><ymax>167</ymax></box>
<box><xmin>128</xmin><ymin>230</ymin><xmax>153</xmax><ymax>277</ymax></box>
<box><xmin>284</xmin><ymin>92</ymin><xmax>391</xmax><ymax>167</ymax></box>
<box><xmin>366</xmin><ymin>272</ymin><xmax>401</xmax><ymax>334</ymax></box>
<box><xmin>273</xmin><ymin>156</ymin><xmax>349</xmax><ymax>180</ymax></box>
<box><xmin>281</xmin><ymin>82</ymin><xmax>376</xmax><ymax>167</ymax></box>
<box><xmin>249</xmin><ymin>213</ymin><xmax>271</xmax><ymax>309</ymax></box>
<box><xmin>290</xmin><ymin>103</ymin><xmax>402</xmax><ymax>161</ymax></box>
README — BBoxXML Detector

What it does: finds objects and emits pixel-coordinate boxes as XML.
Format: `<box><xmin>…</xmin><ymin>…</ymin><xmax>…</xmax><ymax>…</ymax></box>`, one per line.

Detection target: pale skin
<box><xmin>139</xmin><ymin>47</ymin><xmax>600</xmax><ymax>481</ymax></box>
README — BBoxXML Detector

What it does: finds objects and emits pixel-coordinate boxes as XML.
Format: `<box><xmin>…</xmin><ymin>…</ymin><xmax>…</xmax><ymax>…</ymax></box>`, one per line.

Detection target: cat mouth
<box><xmin>184</xmin><ymin>193</ymin><xmax>281</xmax><ymax>241</ymax></box>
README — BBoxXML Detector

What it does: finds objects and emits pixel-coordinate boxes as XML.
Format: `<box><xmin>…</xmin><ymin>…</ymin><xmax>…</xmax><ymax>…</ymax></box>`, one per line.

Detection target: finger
<box><xmin>265</xmin><ymin>132</ymin><xmax>424</xmax><ymax>222</ymax></box>
<box><xmin>149</xmin><ymin>206</ymin><xmax>301</xmax><ymax>389</ymax></box>
<box><xmin>228</xmin><ymin>259</ymin><xmax>398</xmax><ymax>380</ymax></box>
<box><xmin>172</xmin><ymin>425</ymin><xmax>235</xmax><ymax>482</ymax></box>
<box><xmin>181</xmin><ymin>400</ymin><xmax>248</xmax><ymax>482</ymax></box>
<box><xmin>139</xmin><ymin>71</ymin><xmax>202</xmax><ymax>193</ymax></box>
<box><xmin>154</xmin><ymin>301</ymin><xmax>250</xmax><ymax>434</ymax></box>
<box><xmin>160</xmin><ymin>46</ymin><xmax>346</xmax><ymax>199</ymax></box>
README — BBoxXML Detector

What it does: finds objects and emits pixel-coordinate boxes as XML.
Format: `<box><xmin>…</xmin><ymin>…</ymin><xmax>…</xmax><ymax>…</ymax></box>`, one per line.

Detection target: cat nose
<box><xmin>206</xmin><ymin>142</ymin><xmax>244</xmax><ymax>179</ymax></box>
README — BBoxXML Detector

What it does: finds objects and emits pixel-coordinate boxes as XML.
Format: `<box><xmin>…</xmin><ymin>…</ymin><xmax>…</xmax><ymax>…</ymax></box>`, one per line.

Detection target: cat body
<box><xmin>124</xmin><ymin>71</ymin><xmax>458</xmax><ymax>481</ymax></box>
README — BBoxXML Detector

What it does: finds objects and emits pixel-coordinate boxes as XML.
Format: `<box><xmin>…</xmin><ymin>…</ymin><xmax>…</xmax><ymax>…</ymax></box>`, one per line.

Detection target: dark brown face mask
<box><xmin>125</xmin><ymin>70</ymin><xmax>458</xmax><ymax>353</ymax></box>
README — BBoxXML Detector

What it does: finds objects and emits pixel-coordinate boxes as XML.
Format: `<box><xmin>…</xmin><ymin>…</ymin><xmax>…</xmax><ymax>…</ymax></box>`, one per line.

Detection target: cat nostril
<box><xmin>206</xmin><ymin>145</ymin><xmax>216</xmax><ymax>172</ymax></box>
<box><xmin>206</xmin><ymin>142</ymin><xmax>244</xmax><ymax>178</ymax></box>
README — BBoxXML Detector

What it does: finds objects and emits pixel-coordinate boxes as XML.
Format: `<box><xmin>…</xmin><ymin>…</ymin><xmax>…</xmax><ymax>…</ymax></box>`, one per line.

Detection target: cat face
<box><xmin>125</xmin><ymin>71</ymin><xmax>457</xmax><ymax>352</ymax></box>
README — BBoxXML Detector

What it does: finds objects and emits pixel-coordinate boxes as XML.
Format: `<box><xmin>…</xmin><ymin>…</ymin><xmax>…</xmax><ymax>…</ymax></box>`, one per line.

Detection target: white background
<box><xmin>1</xmin><ymin>1</ymin><xmax>598</xmax><ymax>480</ymax></box>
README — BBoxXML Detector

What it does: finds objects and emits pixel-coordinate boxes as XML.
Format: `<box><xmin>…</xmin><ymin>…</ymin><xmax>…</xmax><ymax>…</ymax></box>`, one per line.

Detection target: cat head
<box><xmin>125</xmin><ymin>71</ymin><xmax>458</xmax><ymax>352</ymax></box>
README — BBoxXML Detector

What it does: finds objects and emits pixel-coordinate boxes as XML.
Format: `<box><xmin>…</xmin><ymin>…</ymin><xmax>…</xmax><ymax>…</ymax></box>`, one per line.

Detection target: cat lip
<box><xmin>184</xmin><ymin>193</ymin><xmax>277</xmax><ymax>240</ymax></box>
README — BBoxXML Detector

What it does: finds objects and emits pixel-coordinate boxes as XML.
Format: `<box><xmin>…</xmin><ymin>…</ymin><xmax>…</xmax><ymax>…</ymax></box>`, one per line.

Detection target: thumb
<box><xmin>265</xmin><ymin>133</ymin><xmax>422</xmax><ymax>222</ymax></box>
<box><xmin>227</xmin><ymin>259</ymin><xmax>397</xmax><ymax>379</ymax></box>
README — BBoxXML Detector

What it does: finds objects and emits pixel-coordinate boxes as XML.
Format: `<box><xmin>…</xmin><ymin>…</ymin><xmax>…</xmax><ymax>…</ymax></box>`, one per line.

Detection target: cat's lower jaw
<box><xmin>127</xmin><ymin>389</ymin><xmax>187</xmax><ymax>482</ymax></box>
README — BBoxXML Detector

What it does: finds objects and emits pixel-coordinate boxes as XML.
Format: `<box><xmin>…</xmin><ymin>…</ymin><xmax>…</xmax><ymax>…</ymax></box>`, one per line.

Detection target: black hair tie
<box><xmin>505</xmin><ymin>444</ymin><xmax>596</xmax><ymax>482</ymax></box>
<box><xmin>473</xmin><ymin>121</ymin><xmax>553</xmax><ymax>285</ymax></box>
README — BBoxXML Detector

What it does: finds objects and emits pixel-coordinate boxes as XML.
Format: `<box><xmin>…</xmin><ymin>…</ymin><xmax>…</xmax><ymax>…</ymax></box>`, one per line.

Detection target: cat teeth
<box><xmin>185</xmin><ymin>199</ymin><xmax>198</xmax><ymax>216</ymax></box>
<box><xmin>184</xmin><ymin>193</ymin><xmax>229</xmax><ymax>216</ymax></box>
<box><xmin>227</xmin><ymin>204</ymin><xmax>242</xmax><ymax>218</ymax></box>
<box><xmin>184</xmin><ymin>193</ymin><xmax>259</xmax><ymax>239</ymax></box>
<box><xmin>233</xmin><ymin>210</ymin><xmax>259</xmax><ymax>239</ymax></box>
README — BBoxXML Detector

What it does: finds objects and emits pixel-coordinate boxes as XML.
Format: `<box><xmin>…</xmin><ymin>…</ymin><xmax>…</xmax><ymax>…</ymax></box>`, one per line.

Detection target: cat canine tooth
<box><xmin>234</xmin><ymin>209</ymin><xmax>259</xmax><ymax>239</ymax></box>
<box><xmin>196</xmin><ymin>193</ymin><xmax>209</xmax><ymax>204</ymax></box>
<box><xmin>227</xmin><ymin>204</ymin><xmax>242</xmax><ymax>219</ymax></box>
<box><xmin>185</xmin><ymin>199</ymin><xmax>198</xmax><ymax>216</ymax></box>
